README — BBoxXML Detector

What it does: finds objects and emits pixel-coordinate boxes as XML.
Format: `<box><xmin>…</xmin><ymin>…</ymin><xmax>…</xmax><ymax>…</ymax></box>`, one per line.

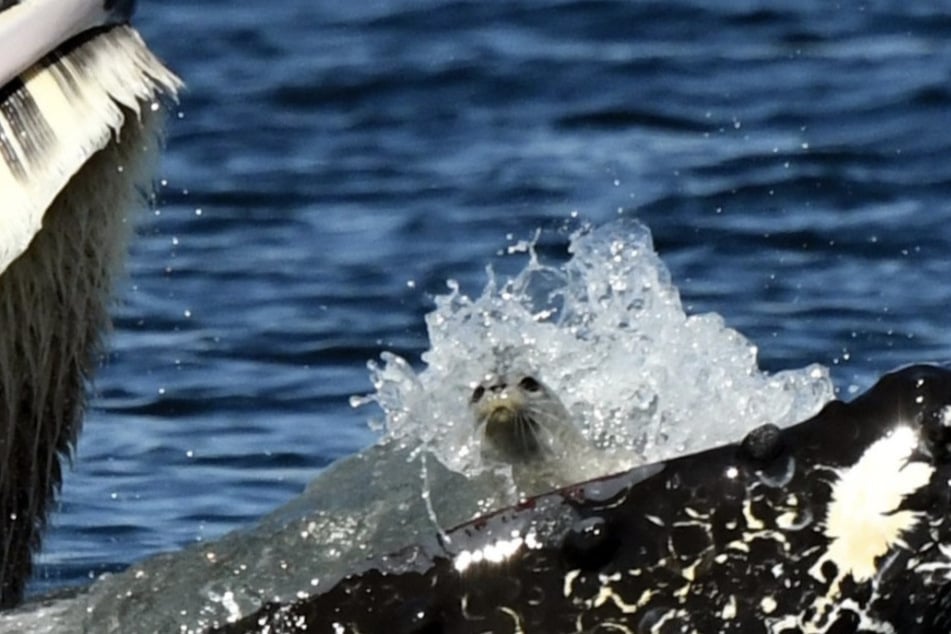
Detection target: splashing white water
<box><xmin>353</xmin><ymin>219</ymin><xmax>833</xmax><ymax>481</ymax></box>
<box><xmin>5</xmin><ymin>220</ymin><xmax>837</xmax><ymax>634</ymax></box>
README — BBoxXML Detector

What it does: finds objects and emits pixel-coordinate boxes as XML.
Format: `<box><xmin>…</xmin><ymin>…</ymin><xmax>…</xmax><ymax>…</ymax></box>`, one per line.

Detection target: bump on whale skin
<box><xmin>0</xmin><ymin>11</ymin><xmax>180</xmax><ymax>607</ymax></box>
<box><xmin>211</xmin><ymin>365</ymin><xmax>951</xmax><ymax>634</ymax></box>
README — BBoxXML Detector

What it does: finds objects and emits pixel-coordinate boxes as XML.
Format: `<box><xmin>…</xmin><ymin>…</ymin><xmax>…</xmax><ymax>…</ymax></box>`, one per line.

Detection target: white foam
<box><xmin>354</xmin><ymin>219</ymin><xmax>834</xmax><ymax>479</ymax></box>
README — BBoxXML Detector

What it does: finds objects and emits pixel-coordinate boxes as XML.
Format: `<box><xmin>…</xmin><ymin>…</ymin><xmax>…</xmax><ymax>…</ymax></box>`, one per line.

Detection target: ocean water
<box><xmin>25</xmin><ymin>0</ymin><xmax>951</xmax><ymax>604</ymax></box>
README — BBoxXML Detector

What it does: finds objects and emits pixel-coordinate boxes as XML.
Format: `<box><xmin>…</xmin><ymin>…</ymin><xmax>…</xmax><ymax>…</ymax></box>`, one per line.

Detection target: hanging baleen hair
<box><xmin>0</xmin><ymin>0</ymin><xmax>181</xmax><ymax>607</ymax></box>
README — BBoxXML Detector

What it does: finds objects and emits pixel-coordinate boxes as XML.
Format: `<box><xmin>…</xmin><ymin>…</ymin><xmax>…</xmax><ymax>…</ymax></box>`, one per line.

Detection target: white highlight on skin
<box><xmin>563</xmin><ymin>569</ymin><xmax>581</xmax><ymax>598</ymax></box>
<box><xmin>818</xmin><ymin>425</ymin><xmax>934</xmax><ymax>585</ymax></box>
<box><xmin>498</xmin><ymin>606</ymin><xmax>525</xmax><ymax>633</ymax></box>
<box><xmin>914</xmin><ymin>543</ymin><xmax>951</xmax><ymax>580</ymax></box>
<box><xmin>742</xmin><ymin>499</ymin><xmax>765</xmax><ymax>531</ymax></box>
<box><xmin>768</xmin><ymin>597</ymin><xmax>896</xmax><ymax>634</ymax></box>
<box><xmin>453</xmin><ymin>529</ymin><xmax>541</xmax><ymax>573</ymax></box>
<box><xmin>591</xmin><ymin>585</ymin><xmax>641</xmax><ymax>614</ymax></box>
<box><xmin>720</xmin><ymin>595</ymin><xmax>737</xmax><ymax>619</ymax></box>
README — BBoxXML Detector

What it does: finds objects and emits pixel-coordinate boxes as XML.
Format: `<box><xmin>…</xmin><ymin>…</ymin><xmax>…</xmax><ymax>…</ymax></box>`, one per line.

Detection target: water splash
<box><xmin>9</xmin><ymin>220</ymin><xmax>838</xmax><ymax>634</ymax></box>
<box><xmin>354</xmin><ymin>219</ymin><xmax>834</xmax><ymax>482</ymax></box>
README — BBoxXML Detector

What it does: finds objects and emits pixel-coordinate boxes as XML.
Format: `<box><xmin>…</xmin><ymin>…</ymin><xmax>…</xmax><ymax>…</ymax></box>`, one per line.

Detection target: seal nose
<box><xmin>471</xmin><ymin>381</ymin><xmax>508</xmax><ymax>404</ymax></box>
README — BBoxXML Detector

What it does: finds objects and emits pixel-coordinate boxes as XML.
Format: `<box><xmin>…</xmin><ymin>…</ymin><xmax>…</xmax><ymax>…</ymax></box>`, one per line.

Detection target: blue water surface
<box><xmin>29</xmin><ymin>0</ymin><xmax>951</xmax><ymax>595</ymax></box>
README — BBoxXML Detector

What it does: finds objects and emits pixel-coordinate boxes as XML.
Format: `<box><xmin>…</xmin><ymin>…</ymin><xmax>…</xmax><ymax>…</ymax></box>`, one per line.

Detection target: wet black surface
<box><xmin>214</xmin><ymin>365</ymin><xmax>951</xmax><ymax>633</ymax></box>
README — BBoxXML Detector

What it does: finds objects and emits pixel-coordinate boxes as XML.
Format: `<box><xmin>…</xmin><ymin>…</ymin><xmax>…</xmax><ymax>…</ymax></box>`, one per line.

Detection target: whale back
<box><xmin>214</xmin><ymin>365</ymin><xmax>951</xmax><ymax>633</ymax></box>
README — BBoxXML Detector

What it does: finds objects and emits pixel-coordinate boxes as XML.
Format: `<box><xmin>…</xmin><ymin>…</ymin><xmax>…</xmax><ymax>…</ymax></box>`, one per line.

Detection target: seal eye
<box><xmin>471</xmin><ymin>385</ymin><xmax>485</xmax><ymax>403</ymax></box>
<box><xmin>519</xmin><ymin>376</ymin><xmax>541</xmax><ymax>392</ymax></box>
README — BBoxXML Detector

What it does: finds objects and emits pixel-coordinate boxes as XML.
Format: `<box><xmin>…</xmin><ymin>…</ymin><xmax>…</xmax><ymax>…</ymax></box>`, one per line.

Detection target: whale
<box><xmin>209</xmin><ymin>365</ymin><xmax>951</xmax><ymax>634</ymax></box>
<box><xmin>0</xmin><ymin>0</ymin><xmax>180</xmax><ymax>607</ymax></box>
<box><xmin>0</xmin><ymin>0</ymin><xmax>135</xmax><ymax>91</ymax></box>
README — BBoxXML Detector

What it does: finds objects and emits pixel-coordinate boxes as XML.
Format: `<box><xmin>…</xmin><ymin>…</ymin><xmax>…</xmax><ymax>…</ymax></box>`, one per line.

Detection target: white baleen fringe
<box><xmin>0</xmin><ymin>24</ymin><xmax>183</xmax><ymax>274</ymax></box>
<box><xmin>0</xmin><ymin>24</ymin><xmax>180</xmax><ymax>605</ymax></box>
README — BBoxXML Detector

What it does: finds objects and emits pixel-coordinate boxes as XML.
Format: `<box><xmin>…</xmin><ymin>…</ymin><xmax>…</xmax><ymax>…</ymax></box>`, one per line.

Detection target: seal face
<box><xmin>469</xmin><ymin>371</ymin><xmax>589</xmax><ymax>493</ymax></box>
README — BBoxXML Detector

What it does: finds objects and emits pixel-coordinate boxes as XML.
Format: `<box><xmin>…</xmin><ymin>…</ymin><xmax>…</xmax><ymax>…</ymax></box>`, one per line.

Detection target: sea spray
<box><xmin>354</xmin><ymin>219</ymin><xmax>834</xmax><ymax>479</ymax></box>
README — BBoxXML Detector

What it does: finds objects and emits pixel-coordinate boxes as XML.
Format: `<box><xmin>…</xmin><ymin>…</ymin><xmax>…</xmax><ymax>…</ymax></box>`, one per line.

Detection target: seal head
<box><xmin>469</xmin><ymin>371</ymin><xmax>589</xmax><ymax>493</ymax></box>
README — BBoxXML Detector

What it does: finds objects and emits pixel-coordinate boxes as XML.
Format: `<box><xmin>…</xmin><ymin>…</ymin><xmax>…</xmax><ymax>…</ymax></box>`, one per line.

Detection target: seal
<box><xmin>469</xmin><ymin>371</ymin><xmax>594</xmax><ymax>494</ymax></box>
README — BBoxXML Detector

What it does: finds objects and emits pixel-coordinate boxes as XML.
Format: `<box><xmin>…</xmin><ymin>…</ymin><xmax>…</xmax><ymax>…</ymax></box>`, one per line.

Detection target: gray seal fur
<box><xmin>469</xmin><ymin>371</ymin><xmax>595</xmax><ymax>495</ymax></box>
